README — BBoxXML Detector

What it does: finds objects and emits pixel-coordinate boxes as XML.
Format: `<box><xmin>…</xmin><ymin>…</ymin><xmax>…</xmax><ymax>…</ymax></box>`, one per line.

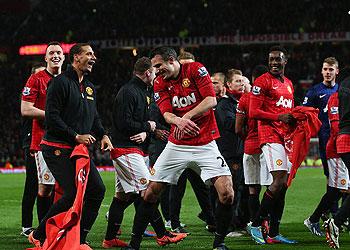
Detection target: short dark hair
<box><xmin>31</xmin><ymin>62</ymin><xmax>46</xmax><ymax>74</ymax></box>
<box><xmin>69</xmin><ymin>43</ymin><xmax>90</xmax><ymax>63</ymax></box>
<box><xmin>269</xmin><ymin>45</ymin><xmax>288</xmax><ymax>57</ymax></box>
<box><xmin>252</xmin><ymin>64</ymin><xmax>268</xmax><ymax>80</ymax></box>
<box><xmin>134</xmin><ymin>57</ymin><xmax>152</xmax><ymax>74</ymax></box>
<box><xmin>45</xmin><ymin>41</ymin><xmax>62</xmax><ymax>53</ymax></box>
<box><xmin>149</xmin><ymin>46</ymin><xmax>177</xmax><ymax>61</ymax></box>
<box><xmin>212</xmin><ymin>72</ymin><xmax>226</xmax><ymax>83</ymax></box>
<box><xmin>178</xmin><ymin>51</ymin><xmax>195</xmax><ymax>61</ymax></box>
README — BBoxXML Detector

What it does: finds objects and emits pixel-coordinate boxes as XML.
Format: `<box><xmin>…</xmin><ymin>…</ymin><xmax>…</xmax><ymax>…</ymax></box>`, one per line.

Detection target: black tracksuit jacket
<box><xmin>214</xmin><ymin>93</ymin><xmax>244</xmax><ymax>166</ymax></box>
<box><xmin>339</xmin><ymin>76</ymin><xmax>350</xmax><ymax>134</ymax></box>
<box><xmin>111</xmin><ymin>76</ymin><xmax>153</xmax><ymax>152</ymax></box>
<box><xmin>43</xmin><ymin>66</ymin><xmax>105</xmax><ymax>146</ymax></box>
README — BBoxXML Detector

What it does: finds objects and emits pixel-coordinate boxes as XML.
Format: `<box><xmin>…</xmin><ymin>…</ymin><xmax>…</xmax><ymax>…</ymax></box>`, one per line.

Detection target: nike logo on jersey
<box><xmin>172</xmin><ymin>93</ymin><xmax>197</xmax><ymax>108</ymax></box>
<box><xmin>276</xmin><ymin>96</ymin><xmax>293</xmax><ymax>108</ymax></box>
<box><xmin>319</xmin><ymin>94</ymin><xmax>327</xmax><ymax>98</ymax></box>
<box><xmin>272</xmin><ymin>86</ymin><xmax>278</xmax><ymax>89</ymax></box>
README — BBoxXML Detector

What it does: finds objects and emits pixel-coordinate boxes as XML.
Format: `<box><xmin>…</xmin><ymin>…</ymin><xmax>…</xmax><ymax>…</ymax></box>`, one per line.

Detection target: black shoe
<box><xmin>21</xmin><ymin>227</ymin><xmax>35</xmax><ymax>237</ymax></box>
<box><xmin>206</xmin><ymin>224</ymin><xmax>216</xmax><ymax>233</ymax></box>
<box><xmin>172</xmin><ymin>226</ymin><xmax>190</xmax><ymax>234</ymax></box>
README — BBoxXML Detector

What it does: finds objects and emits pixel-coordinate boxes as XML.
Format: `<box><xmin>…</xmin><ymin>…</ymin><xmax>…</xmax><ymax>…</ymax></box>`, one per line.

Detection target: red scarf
<box><xmin>27</xmin><ymin>144</ymin><xmax>91</xmax><ymax>250</ymax></box>
<box><xmin>286</xmin><ymin>106</ymin><xmax>321</xmax><ymax>186</ymax></box>
<box><xmin>226</xmin><ymin>88</ymin><xmax>243</xmax><ymax>100</ymax></box>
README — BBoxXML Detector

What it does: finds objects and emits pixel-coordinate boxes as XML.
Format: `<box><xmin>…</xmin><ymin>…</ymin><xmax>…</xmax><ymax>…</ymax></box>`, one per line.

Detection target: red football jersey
<box><xmin>250</xmin><ymin>72</ymin><xmax>294</xmax><ymax>145</ymax></box>
<box><xmin>236</xmin><ymin>92</ymin><xmax>261</xmax><ymax>154</ymax></box>
<box><xmin>21</xmin><ymin>70</ymin><xmax>53</xmax><ymax>151</ymax></box>
<box><xmin>154</xmin><ymin>62</ymin><xmax>219</xmax><ymax>146</ymax></box>
<box><xmin>326</xmin><ymin>93</ymin><xmax>339</xmax><ymax>159</ymax></box>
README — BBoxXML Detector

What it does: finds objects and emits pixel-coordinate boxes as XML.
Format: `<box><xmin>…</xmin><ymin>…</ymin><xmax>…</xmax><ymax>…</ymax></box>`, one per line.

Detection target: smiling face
<box><xmin>146</xmin><ymin>67</ymin><xmax>157</xmax><ymax>86</ymax></box>
<box><xmin>74</xmin><ymin>45</ymin><xmax>96</xmax><ymax>73</ymax></box>
<box><xmin>45</xmin><ymin>45</ymin><xmax>64</xmax><ymax>74</ymax></box>
<box><xmin>268</xmin><ymin>51</ymin><xmax>287</xmax><ymax>77</ymax></box>
<box><xmin>151</xmin><ymin>54</ymin><xmax>179</xmax><ymax>80</ymax></box>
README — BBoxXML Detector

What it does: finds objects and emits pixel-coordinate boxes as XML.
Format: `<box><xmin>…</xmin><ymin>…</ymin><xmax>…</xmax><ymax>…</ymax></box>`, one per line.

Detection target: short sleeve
<box><xmin>190</xmin><ymin>62</ymin><xmax>216</xmax><ymax>98</ymax></box>
<box><xmin>153</xmin><ymin>77</ymin><xmax>173</xmax><ymax>115</ymax></box>
<box><xmin>22</xmin><ymin>74</ymin><xmax>39</xmax><ymax>103</ymax></box>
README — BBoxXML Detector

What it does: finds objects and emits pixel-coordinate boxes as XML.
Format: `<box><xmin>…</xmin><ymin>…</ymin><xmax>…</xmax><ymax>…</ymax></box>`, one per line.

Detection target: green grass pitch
<box><xmin>0</xmin><ymin>168</ymin><xmax>349</xmax><ymax>249</ymax></box>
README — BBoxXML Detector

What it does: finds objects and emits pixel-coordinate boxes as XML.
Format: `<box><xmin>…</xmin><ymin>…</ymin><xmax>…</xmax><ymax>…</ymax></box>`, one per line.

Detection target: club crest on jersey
<box><xmin>198</xmin><ymin>66</ymin><xmax>208</xmax><ymax>77</ymax></box>
<box><xmin>149</xmin><ymin>168</ymin><xmax>156</xmax><ymax>175</ymax></box>
<box><xmin>276</xmin><ymin>159</ymin><xmax>283</xmax><ymax>166</ymax></box>
<box><xmin>86</xmin><ymin>87</ymin><xmax>93</xmax><ymax>95</ymax></box>
<box><xmin>182</xmin><ymin>78</ymin><xmax>191</xmax><ymax>88</ymax></box>
<box><xmin>252</xmin><ymin>86</ymin><xmax>261</xmax><ymax>95</ymax></box>
<box><xmin>22</xmin><ymin>87</ymin><xmax>31</xmax><ymax>96</ymax></box>
<box><xmin>172</xmin><ymin>93</ymin><xmax>196</xmax><ymax>108</ymax></box>
<box><xmin>330</xmin><ymin>106</ymin><xmax>339</xmax><ymax>114</ymax></box>
<box><xmin>341</xmin><ymin>179</ymin><xmax>346</xmax><ymax>185</ymax></box>
<box><xmin>276</xmin><ymin>96</ymin><xmax>293</xmax><ymax>108</ymax></box>
<box><xmin>154</xmin><ymin>92</ymin><xmax>160</xmax><ymax>102</ymax></box>
<box><xmin>139</xmin><ymin>178</ymin><xmax>148</xmax><ymax>185</ymax></box>
<box><xmin>287</xmin><ymin>86</ymin><xmax>292</xmax><ymax>93</ymax></box>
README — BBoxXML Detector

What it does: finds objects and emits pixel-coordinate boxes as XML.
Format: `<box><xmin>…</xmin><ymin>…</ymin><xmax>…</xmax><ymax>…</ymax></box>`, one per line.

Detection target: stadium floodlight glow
<box><xmin>19</xmin><ymin>43</ymin><xmax>76</xmax><ymax>55</ymax></box>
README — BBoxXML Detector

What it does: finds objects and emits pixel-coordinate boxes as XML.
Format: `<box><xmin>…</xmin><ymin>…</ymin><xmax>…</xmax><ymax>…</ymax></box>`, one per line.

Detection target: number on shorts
<box><xmin>217</xmin><ymin>156</ymin><xmax>227</xmax><ymax>168</ymax></box>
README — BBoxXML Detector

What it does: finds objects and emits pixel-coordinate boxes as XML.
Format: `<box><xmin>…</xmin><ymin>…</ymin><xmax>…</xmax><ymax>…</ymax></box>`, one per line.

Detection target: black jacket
<box><xmin>111</xmin><ymin>76</ymin><xmax>153</xmax><ymax>152</ymax></box>
<box><xmin>214</xmin><ymin>93</ymin><xmax>243</xmax><ymax>165</ymax></box>
<box><xmin>44</xmin><ymin>66</ymin><xmax>105</xmax><ymax>146</ymax></box>
<box><xmin>148</xmin><ymin>101</ymin><xmax>170</xmax><ymax>165</ymax></box>
<box><xmin>339</xmin><ymin>76</ymin><xmax>350</xmax><ymax>134</ymax></box>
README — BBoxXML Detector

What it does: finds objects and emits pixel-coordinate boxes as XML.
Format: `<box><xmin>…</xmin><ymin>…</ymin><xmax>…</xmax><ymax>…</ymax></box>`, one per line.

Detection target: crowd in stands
<box><xmin>0</xmin><ymin>0</ymin><xmax>349</xmax><ymax>45</ymax></box>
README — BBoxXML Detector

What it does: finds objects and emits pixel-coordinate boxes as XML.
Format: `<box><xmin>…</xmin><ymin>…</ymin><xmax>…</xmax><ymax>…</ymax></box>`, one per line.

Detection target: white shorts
<box><xmin>243</xmin><ymin>153</ymin><xmax>272</xmax><ymax>186</ymax></box>
<box><xmin>113</xmin><ymin>153</ymin><xmax>150</xmax><ymax>193</ymax></box>
<box><xmin>35</xmin><ymin>151</ymin><xmax>55</xmax><ymax>185</ymax></box>
<box><xmin>261</xmin><ymin>143</ymin><xmax>292</xmax><ymax>173</ymax></box>
<box><xmin>150</xmin><ymin>141</ymin><xmax>231</xmax><ymax>185</ymax></box>
<box><xmin>327</xmin><ymin>158</ymin><xmax>350</xmax><ymax>190</ymax></box>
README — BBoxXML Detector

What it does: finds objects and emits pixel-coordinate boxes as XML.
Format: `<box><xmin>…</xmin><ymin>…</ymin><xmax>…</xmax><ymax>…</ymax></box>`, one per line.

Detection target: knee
<box><xmin>218</xmin><ymin>189</ymin><xmax>234</xmax><ymax>205</ymax></box>
<box><xmin>249</xmin><ymin>185</ymin><xmax>260</xmax><ymax>195</ymax></box>
<box><xmin>143</xmin><ymin>183</ymin><xmax>164</xmax><ymax>203</ymax></box>
<box><xmin>270</xmin><ymin>179</ymin><xmax>286</xmax><ymax>193</ymax></box>
<box><xmin>38</xmin><ymin>184</ymin><xmax>54</xmax><ymax>197</ymax></box>
<box><xmin>144</xmin><ymin>189</ymin><xmax>159</xmax><ymax>203</ymax></box>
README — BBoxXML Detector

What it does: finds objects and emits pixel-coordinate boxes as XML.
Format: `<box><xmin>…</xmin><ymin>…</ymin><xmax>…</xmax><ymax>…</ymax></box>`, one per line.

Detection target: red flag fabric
<box><xmin>27</xmin><ymin>144</ymin><xmax>91</xmax><ymax>250</ymax></box>
<box><xmin>286</xmin><ymin>106</ymin><xmax>321</xmax><ymax>186</ymax></box>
